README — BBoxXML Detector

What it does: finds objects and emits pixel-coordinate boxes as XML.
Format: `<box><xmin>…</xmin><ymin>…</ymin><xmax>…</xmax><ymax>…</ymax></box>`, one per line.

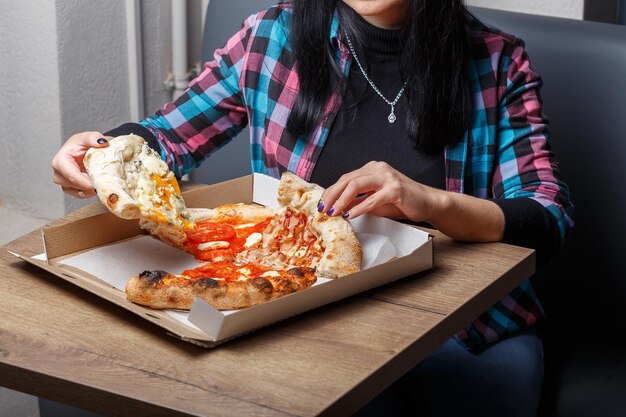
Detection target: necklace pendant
<box><xmin>388</xmin><ymin>108</ymin><xmax>397</xmax><ymax>124</ymax></box>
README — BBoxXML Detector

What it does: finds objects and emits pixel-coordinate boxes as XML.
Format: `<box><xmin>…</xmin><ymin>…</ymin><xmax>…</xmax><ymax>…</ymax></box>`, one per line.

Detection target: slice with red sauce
<box><xmin>183</xmin><ymin>217</ymin><xmax>272</xmax><ymax>261</ymax></box>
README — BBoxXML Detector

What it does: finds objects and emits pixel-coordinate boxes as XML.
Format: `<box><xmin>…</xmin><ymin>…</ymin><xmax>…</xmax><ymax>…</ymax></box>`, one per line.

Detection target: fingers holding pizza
<box><xmin>55</xmin><ymin>132</ymin><xmax>194</xmax><ymax>228</ymax></box>
<box><xmin>52</xmin><ymin>131</ymin><xmax>112</xmax><ymax>198</ymax></box>
<box><xmin>318</xmin><ymin>161</ymin><xmax>440</xmax><ymax>222</ymax></box>
<box><xmin>82</xmin><ymin>134</ymin><xmax>194</xmax><ymax>229</ymax></box>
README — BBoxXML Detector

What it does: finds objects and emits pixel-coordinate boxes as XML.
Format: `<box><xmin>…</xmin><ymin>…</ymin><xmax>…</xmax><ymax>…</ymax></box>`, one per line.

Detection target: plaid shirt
<box><xmin>139</xmin><ymin>4</ymin><xmax>574</xmax><ymax>350</ymax></box>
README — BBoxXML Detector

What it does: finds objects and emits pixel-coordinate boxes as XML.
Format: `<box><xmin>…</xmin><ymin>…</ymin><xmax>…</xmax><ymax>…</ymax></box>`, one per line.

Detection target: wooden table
<box><xmin>0</xmin><ymin>196</ymin><xmax>535</xmax><ymax>417</ymax></box>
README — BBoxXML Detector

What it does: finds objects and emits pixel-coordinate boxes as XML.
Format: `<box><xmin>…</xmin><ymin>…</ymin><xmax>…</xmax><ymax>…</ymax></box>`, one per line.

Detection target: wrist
<box><xmin>422</xmin><ymin>187</ymin><xmax>452</xmax><ymax>225</ymax></box>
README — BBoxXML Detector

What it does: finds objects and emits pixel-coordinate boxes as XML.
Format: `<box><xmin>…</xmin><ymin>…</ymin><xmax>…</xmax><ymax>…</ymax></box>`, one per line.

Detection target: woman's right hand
<box><xmin>51</xmin><ymin>131</ymin><xmax>111</xmax><ymax>198</ymax></box>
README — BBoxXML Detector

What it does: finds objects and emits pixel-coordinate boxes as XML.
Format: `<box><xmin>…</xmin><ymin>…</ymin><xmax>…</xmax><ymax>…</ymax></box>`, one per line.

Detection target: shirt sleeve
<box><xmin>134</xmin><ymin>12</ymin><xmax>260</xmax><ymax>178</ymax></box>
<box><xmin>104</xmin><ymin>122</ymin><xmax>160</xmax><ymax>152</ymax></box>
<box><xmin>492</xmin><ymin>38</ymin><xmax>575</xmax><ymax>255</ymax></box>
<box><xmin>491</xmin><ymin>197</ymin><xmax>560</xmax><ymax>266</ymax></box>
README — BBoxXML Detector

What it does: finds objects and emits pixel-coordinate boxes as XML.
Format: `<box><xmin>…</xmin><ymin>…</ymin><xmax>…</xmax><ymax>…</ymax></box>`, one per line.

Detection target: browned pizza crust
<box><xmin>310</xmin><ymin>214</ymin><xmax>361</xmax><ymax>278</ymax></box>
<box><xmin>277</xmin><ymin>172</ymin><xmax>323</xmax><ymax>215</ymax></box>
<box><xmin>125</xmin><ymin>268</ymin><xmax>316</xmax><ymax>310</ymax></box>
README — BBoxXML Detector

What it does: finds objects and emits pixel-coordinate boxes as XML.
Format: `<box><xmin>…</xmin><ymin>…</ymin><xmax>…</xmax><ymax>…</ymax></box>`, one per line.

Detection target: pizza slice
<box><xmin>273</xmin><ymin>172</ymin><xmax>362</xmax><ymax>278</ymax></box>
<box><xmin>125</xmin><ymin>263</ymin><xmax>316</xmax><ymax>310</ymax></box>
<box><xmin>84</xmin><ymin>134</ymin><xmax>193</xmax><ymax>229</ymax></box>
<box><xmin>139</xmin><ymin>203</ymin><xmax>275</xmax><ymax>261</ymax></box>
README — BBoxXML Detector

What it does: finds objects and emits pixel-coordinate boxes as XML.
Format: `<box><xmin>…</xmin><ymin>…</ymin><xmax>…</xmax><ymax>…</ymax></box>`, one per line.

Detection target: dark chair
<box><xmin>471</xmin><ymin>7</ymin><xmax>626</xmax><ymax>417</ymax></box>
<box><xmin>196</xmin><ymin>3</ymin><xmax>626</xmax><ymax>415</ymax></box>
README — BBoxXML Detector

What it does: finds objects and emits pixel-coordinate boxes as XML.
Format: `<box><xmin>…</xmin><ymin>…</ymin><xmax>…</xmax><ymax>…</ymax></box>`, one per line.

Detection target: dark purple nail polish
<box><xmin>342</xmin><ymin>212</ymin><xmax>350</xmax><ymax>219</ymax></box>
<box><xmin>327</xmin><ymin>207</ymin><xmax>335</xmax><ymax>216</ymax></box>
<box><xmin>317</xmin><ymin>199</ymin><xmax>324</xmax><ymax>212</ymax></box>
<box><xmin>97</xmin><ymin>138</ymin><xmax>108</xmax><ymax>144</ymax></box>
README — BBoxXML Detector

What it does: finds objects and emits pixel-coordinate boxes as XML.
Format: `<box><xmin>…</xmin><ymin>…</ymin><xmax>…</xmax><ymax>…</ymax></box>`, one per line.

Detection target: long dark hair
<box><xmin>287</xmin><ymin>0</ymin><xmax>473</xmax><ymax>153</ymax></box>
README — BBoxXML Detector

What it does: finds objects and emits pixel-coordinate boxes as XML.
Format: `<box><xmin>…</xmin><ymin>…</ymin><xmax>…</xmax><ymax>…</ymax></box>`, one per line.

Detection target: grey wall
<box><xmin>141</xmin><ymin>0</ymin><xmax>174</xmax><ymax>116</ymax></box>
<box><xmin>56</xmin><ymin>0</ymin><xmax>131</xmax><ymax>213</ymax></box>
<box><xmin>0</xmin><ymin>0</ymin><xmax>177</xmax><ymax>220</ymax></box>
<box><xmin>0</xmin><ymin>0</ymin><xmax>66</xmax><ymax>220</ymax></box>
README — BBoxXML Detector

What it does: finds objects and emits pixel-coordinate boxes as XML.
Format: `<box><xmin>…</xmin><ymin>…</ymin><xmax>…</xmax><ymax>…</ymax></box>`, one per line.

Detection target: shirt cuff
<box><xmin>490</xmin><ymin>197</ymin><xmax>561</xmax><ymax>266</ymax></box>
<box><xmin>104</xmin><ymin>123</ymin><xmax>160</xmax><ymax>154</ymax></box>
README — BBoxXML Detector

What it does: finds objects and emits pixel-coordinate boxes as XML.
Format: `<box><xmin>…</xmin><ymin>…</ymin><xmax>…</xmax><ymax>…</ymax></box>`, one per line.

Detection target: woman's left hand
<box><xmin>318</xmin><ymin>161</ymin><xmax>442</xmax><ymax>222</ymax></box>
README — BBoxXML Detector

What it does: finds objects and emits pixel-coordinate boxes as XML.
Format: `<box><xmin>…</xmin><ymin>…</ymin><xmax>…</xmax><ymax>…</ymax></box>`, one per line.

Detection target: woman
<box><xmin>52</xmin><ymin>1</ymin><xmax>574</xmax><ymax>415</ymax></box>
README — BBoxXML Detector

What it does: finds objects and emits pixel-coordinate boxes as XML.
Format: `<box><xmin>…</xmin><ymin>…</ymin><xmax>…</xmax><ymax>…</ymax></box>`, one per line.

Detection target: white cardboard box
<box><xmin>9</xmin><ymin>174</ymin><xmax>433</xmax><ymax>347</ymax></box>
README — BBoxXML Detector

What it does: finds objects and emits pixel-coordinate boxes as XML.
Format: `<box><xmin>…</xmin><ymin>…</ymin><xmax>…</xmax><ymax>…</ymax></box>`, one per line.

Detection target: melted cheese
<box><xmin>197</xmin><ymin>241</ymin><xmax>231</xmax><ymax>251</ymax></box>
<box><xmin>234</xmin><ymin>223</ymin><xmax>257</xmax><ymax>229</ymax></box>
<box><xmin>122</xmin><ymin>144</ymin><xmax>192</xmax><ymax>228</ymax></box>
<box><xmin>244</xmin><ymin>232</ymin><xmax>263</xmax><ymax>248</ymax></box>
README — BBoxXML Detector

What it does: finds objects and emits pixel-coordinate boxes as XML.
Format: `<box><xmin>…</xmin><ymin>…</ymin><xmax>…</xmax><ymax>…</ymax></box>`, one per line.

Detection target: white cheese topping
<box><xmin>234</xmin><ymin>223</ymin><xmax>257</xmax><ymax>229</ymax></box>
<box><xmin>197</xmin><ymin>241</ymin><xmax>231</xmax><ymax>250</ymax></box>
<box><xmin>244</xmin><ymin>232</ymin><xmax>263</xmax><ymax>248</ymax></box>
<box><xmin>238</xmin><ymin>267</ymin><xmax>252</xmax><ymax>277</ymax></box>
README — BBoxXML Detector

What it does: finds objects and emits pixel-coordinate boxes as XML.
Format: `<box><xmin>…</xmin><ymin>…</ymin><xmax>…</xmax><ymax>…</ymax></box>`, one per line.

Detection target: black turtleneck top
<box><xmin>310</xmin><ymin>13</ymin><xmax>446</xmax><ymax>190</ymax></box>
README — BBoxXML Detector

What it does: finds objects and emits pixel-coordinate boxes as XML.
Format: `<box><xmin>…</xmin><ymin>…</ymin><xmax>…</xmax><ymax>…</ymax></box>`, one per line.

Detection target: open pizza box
<box><xmin>9</xmin><ymin>174</ymin><xmax>433</xmax><ymax>347</ymax></box>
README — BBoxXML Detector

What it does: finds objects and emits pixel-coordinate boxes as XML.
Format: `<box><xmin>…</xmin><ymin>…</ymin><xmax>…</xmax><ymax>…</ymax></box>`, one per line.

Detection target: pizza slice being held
<box><xmin>84</xmin><ymin>134</ymin><xmax>193</xmax><ymax>229</ymax></box>
<box><xmin>125</xmin><ymin>263</ymin><xmax>316</xmax><ymax>310</ymax></box>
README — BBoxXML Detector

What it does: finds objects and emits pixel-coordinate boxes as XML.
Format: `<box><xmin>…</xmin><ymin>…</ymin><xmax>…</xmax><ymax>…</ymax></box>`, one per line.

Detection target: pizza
<box><xmin>84</xmin><ymin>137</ymin><xmax>361</xmax><ymax>310</ymax></box>
<box><xmin>125</xmin><ymin>265</ymin><xmax>317</xmax><ymax>310</ymax></box>
<box><xmin>84</xmin><ymin>134</ymin><xmax>193</xmax><ymax>229</ymax></box>
<box><xmin>125</xmin><ymin>172</ymin><xmax>362</xmax><ymax>311</ymax></box>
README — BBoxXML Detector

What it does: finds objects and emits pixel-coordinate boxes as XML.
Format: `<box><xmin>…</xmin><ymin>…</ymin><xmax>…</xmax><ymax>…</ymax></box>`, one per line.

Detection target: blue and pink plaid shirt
<box><xmin>137</xmin><ymin>4</ymin><xmax>574</xmax><ymax>350</ymax></box>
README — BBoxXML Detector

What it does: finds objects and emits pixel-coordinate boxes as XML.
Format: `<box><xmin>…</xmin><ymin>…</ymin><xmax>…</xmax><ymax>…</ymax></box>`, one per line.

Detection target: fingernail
<box><xmin>97</xmin><ymin>138</ymin><xmax>108</xmax><ymax>144</ymax></box>
<box><xmin>342</xmin><ymin>212</ymin><xmax>350</xmax><ymax>219</ymax></box>
<box><xmin>317</xmin><ymin>199</ymin><xmax>324</xmax><ymax>212</ymax></box>
<box><xmin>327</xmin><ymin>207</ymin><xmax>335</xmax><ymax>216</ymax></box>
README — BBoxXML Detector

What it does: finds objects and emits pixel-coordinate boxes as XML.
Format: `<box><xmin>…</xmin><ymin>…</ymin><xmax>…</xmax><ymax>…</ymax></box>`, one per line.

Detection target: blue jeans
<box><xmin>353</xmin><ymin>326</ymin><xmax>544</xmax><ymax>417</ymax></box>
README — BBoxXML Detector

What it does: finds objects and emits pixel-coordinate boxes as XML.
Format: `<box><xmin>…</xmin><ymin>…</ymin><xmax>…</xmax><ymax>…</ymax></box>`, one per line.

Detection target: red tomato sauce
<box><xmin>182</xmin><ymin>261</ymin><xmax>269</xmax><ymax>281</ymax></box>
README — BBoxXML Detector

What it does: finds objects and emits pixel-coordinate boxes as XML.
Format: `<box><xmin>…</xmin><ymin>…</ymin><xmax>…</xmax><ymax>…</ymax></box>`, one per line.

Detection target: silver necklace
<box><xmin>343</xmin><ymin>31</ymin><xmax>407</xmax><ymax>124</ymax></box>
